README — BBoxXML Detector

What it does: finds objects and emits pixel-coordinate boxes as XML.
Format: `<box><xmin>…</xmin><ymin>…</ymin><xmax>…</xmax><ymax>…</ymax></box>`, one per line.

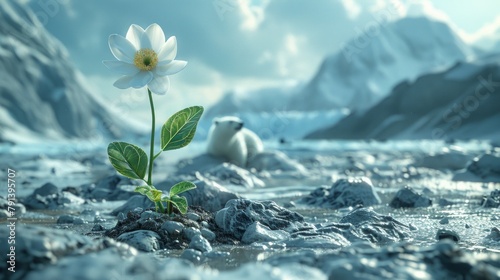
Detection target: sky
<box><xmin>25</xmin><ymin>0</ymin><xmax>500</xmax><ymax>122</ymax></box>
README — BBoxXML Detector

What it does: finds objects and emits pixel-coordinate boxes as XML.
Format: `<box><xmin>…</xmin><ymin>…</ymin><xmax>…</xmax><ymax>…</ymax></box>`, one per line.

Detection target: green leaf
<box><xmin>107</xmin><ymin>142</ymin><xmax>148</xmax><ymax>180</ymax></box>
<box><xmin>150</xmin><ymin>189</ymin><xmax>163</xmax><ymax>202</ymax></box>
<box><xmin>162</xmin><ymin>195</ymin><xmax>188</xmax><ymax>214</ymax></box>
<box><xmin>134</xmin><ymin>185</ymin><xmax>153</xmax><ymax>195</ymax></box>
<box><xmin>161</xmin><ymin>106</ymin><xmax>204</xmax><ymax>151</ymax></box>
<box><xmin>169</xmin><ymin>181</ymin><xmax>197</xmax><ymax>197</ymax></box>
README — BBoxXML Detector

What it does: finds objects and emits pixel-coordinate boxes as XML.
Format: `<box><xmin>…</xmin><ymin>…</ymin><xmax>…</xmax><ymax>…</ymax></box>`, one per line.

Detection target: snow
<box><xmin>0</xmin><ymin>1</ymin><xmax>140</xmax><ymax>144</ymax></box>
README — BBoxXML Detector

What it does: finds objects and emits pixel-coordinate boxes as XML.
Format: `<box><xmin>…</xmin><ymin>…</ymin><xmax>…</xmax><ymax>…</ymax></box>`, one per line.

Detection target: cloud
<box><xmin>341</xmin><ymin>0</ymin><xmax>362</xmax><ymax>19</ymax></box>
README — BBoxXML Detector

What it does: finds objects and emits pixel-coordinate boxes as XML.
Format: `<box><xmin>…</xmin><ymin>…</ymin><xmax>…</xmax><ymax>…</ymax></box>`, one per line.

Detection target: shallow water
<box><xmin>2</xmin><ymin>139</ymin><xmax>499</xmax><ymax>270</ymax></box>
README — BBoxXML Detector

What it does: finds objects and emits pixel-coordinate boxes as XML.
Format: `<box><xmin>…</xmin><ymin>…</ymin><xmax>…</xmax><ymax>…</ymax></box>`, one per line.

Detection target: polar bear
<box><xmin>206</xmin><ymin>116</ymin><xmax>264</xmax><ymax>167</ymax></box>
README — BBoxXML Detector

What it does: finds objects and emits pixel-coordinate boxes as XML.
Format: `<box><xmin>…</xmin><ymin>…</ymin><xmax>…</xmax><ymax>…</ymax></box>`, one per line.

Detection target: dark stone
<box><xmin>436</xmin><ymin>229</ymin><xmax>460</xmax><ymax>242</ymax></box>
<box><xmin>389</xmin><ymin>186</ymin><xmax>432</xmax><ymax>208</ymax></box>
<box><xmin>215</xmin><ymin>199</ymin><xmax>304</xmax><ymax>239</ymax></box>
<box><xmin>300</xmin><ymin>177</ymin><xmax>381</xmax><ymax>208</ymax></box>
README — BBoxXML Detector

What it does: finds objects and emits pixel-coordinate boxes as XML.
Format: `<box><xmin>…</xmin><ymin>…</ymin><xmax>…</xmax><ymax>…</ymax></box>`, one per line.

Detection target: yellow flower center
<box><xmin>133</xmin><ymin>49</ymin><xmax>158</xmax><ymax>71</ymax></box>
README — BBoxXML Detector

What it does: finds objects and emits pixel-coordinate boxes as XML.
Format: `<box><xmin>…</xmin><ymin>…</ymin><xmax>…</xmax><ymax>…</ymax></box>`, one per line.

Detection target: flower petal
<box><xmin>158</xmin><ymin>36</ymin><xmax>177</xmax><ymax>61</ymax></box>
<box><xmin>126</xmin><ymin>24</ymin><xmax>144</xmax><ymax>50</ymax></box>
<box><xmin>145</xmin><ymin>23</ymin><xmax>165</xmax><ymax>53</ymax></box>
<box><xmin>103</xmin><ymin>60</ymin><xmax>139</xmax><ymax>75</ymax></box>
<box><xmin>155</xmin><ymin>60</ymin><xmax>187</xmax><ymax>76</ymax></box>
<box><xmin>113</xmin><ymin>76</ymin><xmax>134</xmax><ymax>89</ymax></box>
<box><xmin>129</xmin><ymin>71</ymin><xmax>154</xmax><ymax>88</ymax></box>
<box><xmin>148</xmin><ymin>75</ymin><xmax>170</xmax><ymax>95</ymax></box>
<box><xmin>109</xmin><ymin>35</ymin><xmax>136</xmax><ymax>63</ymax></box>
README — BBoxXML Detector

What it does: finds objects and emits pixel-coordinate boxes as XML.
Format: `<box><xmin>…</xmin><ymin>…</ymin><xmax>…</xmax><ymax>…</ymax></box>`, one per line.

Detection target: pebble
<box><xmin>117</xmin><ymin>230</ymin><xmax>161</xmax><ymax>252</ymax></box>
<box><xmin>183</xmin><ymin>227</ymin><xmax>201</xmax><ymax>241</ymax></box>
<box><xmin>180</xmin><ymin>249</ymin><xmax>204</xmax><ymax>264</ymax></box>
<box><xmin>188</xmin><ymin>234</ymin><xmax>212</xmax><ymax>253</ymax></box>
<box><xmin>162</xmin><ymin>221</ymin><xmax>185</xmax><ymax>235</ymax></box>
<box><xmin>436</xmin><ymin>229</ymin><xmax>460</xmax><ymax>242</ymax></box>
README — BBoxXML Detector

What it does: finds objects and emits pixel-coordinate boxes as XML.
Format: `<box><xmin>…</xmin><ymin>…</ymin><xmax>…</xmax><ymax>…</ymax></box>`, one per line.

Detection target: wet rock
<box><xmin>438</xmin><ymin>198</ymin><xmax>454</xmax><ymax>207</ymax></box>
<box><xmin>439</xmin><ymin>217</ymin><xmax>450</xmax><ymax>224</ymax></box>
<box><xmin>481</xmin><ymin>189</ymin><xmax>500</xmax><ymax>208</ymax></box>
<box><xmin>415</xmin><ymin>148</ymin><xmax>470</xmax><ymax>170</ymax></box>
<box><xmin>216</xmin><ymin>199</ymin><xmax>305</xmax><ymax>240</ymax></box>
<box><xmin>157</xmin><ymin>174</ymin><xmax>240</xmax><ymax>212</ymax></box>
<box><xmin>0</xmin><ymin>196</ymin><xmax>26</xmax><ymax>216</ymax></box>
<box><xmin>24</xmin><ymin>251</ymin><xmax>194</xmax><ymax>280</ymax></box>
<box><xmin>0</xmin><ymin>224</ymin><xmax>136</xmax><ymax>279</ymax></box>
<box><xmin>92</xmin><ymin>224</ymin><xmax>106</xmax><ymax>231</ymax></box>
<box><xmin>183</xmin><ymin>227</ymin><xmax>201</xmax><ymax>241</ymax></box>
<box><xmin>162</xmin><ymin>221</ymin><xmax>185</xmax><ymax>235</ymax></box>
<box><xmin>485</xmin><ymin>227</ymin><xmax>500</xmax><ymax>241</ymax></box>
<box><xmin>204</xmin><ymin>163</ymin><xmax>265</xmax><ymax>188</ymax></box>
<box><xmin>23</xmin><ymin>183</ymin><xmax>85</xmax><ymax>210</ymax></box>
<box><xmin>242</xmin><ymin>222</ymin><xmax>291</xmax><ymax>244</ymax></box>
<box><xmin>111</xmin><ymin>195</ymin><xmax>154</xmax><ymax>216</ymax></box>
<box><xmin>300</xmin><ymin>177</ymin><xmax>381</xmax><ymax>208</ymax></box>
<box><xmin>248</xmin><ymin>151</ymin><xmax>308</xmax><ymax>175</ymax></box>
<box><xmin>200</xmin><ymin>228</ymin><xmax>216</xmax><ymax>241</ymax></box>
<box><xmin>389</xmin><ymin>186</ymin><xmax>432</xmax><ymax>208</ymax></box>
<box><xmin>117</xmin><ymin>230</ymin><xmax>161</xmax><ymax>252</ymax></box>
<box><xmin>267</xmin><ymin>241</ymin><xmax>500</xmax><ymax>280</ymax></box>
<box><xmin>339</xmin><ymin>207</ymin><xmax>412</xmax><ymax>243</ymax></box>
<box><xmin>180</xmin><ymin>249</ymin><xmax>204</xmax><ymax>264</ymax></box>
<box><xmin>436</xmin><ymin>229</ymin><xmax>460</xmax><ymax>242</ymax></box>
<box><xmin>34</xmin><ymin>182</ymin><xmax>58</xmax><ymax>196</ymax></box>
<box><xmin>187</xmin><ymin>212</ymin><xmax>201</xmax><ymax>221</ymax></box>
<box><xmin>453</xmin><ymin>154</ymin><xmax>500</xmax><ymax>183</ymax></box>
<box><xmin>81</xmin><ymin>175</ymin><xmax>136</xmax><ymax>201</ymax></box>
<box><xmin>57</xmin><ymin>215</ymin><xmax>86</xmax><ymax>224</ymax></box>
<box><xmin>188</xmin><ymin>234</ymin><xmax>212</xmax><ymax>253</ymax></box>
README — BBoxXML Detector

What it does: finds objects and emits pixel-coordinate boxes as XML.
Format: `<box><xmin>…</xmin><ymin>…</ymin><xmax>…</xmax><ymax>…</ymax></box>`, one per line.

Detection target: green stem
<box><xmin>147</xmin><ymin>89</ymin><xmax>155</xmax><ymax>186</ymax></box>
<box><xmin>155</xmin><ymin>201</ymin><xmax>165</xmax><ymax>213</ymax></box>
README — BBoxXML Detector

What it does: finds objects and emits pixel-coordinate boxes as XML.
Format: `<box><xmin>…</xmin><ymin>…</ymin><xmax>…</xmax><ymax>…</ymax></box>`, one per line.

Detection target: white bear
<box><xmin>206</xmin><ymin>116</ymin><xmax>264</xmax><ymax>167</ymax></box>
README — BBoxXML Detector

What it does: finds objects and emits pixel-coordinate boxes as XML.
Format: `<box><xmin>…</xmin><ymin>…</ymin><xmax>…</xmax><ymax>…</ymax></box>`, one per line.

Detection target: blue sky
<box><xmin>26</xmin><ymin>0</ymin><xmax>500</xmax><ymax>121</ymax></box>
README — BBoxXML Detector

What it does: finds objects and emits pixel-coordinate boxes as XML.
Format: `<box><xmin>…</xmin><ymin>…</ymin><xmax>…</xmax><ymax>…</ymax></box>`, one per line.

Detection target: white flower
<box><xmin>103</xmin><ymin>23</ymin><xmax>187</xmax><ymax>95</ymax></box>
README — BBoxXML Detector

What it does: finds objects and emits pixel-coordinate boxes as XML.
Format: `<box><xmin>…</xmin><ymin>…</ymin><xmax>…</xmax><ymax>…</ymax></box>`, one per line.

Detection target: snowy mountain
<box><xmin>208</xmin><ymin>17</ymin><xmax>475</xmax><ymax>119</ymax></box>
<box><xmin>288</xmin><ymin>17</ymin><xmax>475</xmax><ymax>112</ymax></box>
<box><xmin>306</xmin><ymin>59</ymin><xmax>500</xmax><ymax>141</ymax></box>
<box><xmin>0</xmin><ymin>1</ymin><xmax>138</xmax><ymax>143</ymax></box>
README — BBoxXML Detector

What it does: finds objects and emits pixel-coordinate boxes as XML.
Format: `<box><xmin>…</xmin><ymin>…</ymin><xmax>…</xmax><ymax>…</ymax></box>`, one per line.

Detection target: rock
<box><xmin>203</xmin><ymin>163</ymin><xmax>265</xmax><ymax>188</ymax></box>
<box><xmin>242</xmin><ymin>222</ymin><xmax>291</xmax><ymax>244</ymax></box>
<box><xmin>157</xmin><ymin>174</ymin><xmax>239</xmax><ymax>212</ymax></box>
<box><xmin>0</xmin><ymin>196</ymin><xmax>26</xmax><ymax>216</ymax></box>
<box><xmin>436</xmin><ymin>229</ymin><xmax>460</xmax><ymax>242</ymax></box>
<box><xmin>453</xmin><ymin>154</ymin><xmax>500</xmax><ymax>183</ymax></box>
<box><xmin>57</xmin><ymin>215</ymin><xmax>86</xmax><ymax>224</ymax></box>
<box><xmin>300</xmin><ymin>177</ymin><xmax>381</xmax><ymax>209</ymax></box>
<box><xmin>188</xmin><ymin>235</ymin><xmax>212</xmax><ymax>253</ymax></box>
<box><xmin>187</xmin><ymin>212</ymin><xmax>201</xmax><ymax>221</ymax></box>
<box><xmin>247</xmin><ymin>151</ymin><xmax>308</xmax><ymax>175</ymax></box>
<box><xmin>81</xmin><ymin>175</ymin><xmax>136</xmax><ymax>201</ymax></box>
<box><xmin>180</xmin><ymin>249</ymin><xmax>204</xmax><ymax>264</ymax></box>
<box><xmin>0</xmin><ymin>224</ymin><xmax>136</xmax><ymax>278</ymax></box>
<box><xmin>389</xmin><ymin>186</ymin><xmax>432</xmax><ymax>208</ymax></box>
<box><xmin>175</xmin><ymin>153</ymin><xmax>227</xmax><ymax>174</ymax></box>
<box><xmin>481</xmin><ymin>190</ymin><xmax>500</xmax><ymax>208</ymax></box>
<box><xmin>267</xmin><ymin>240</ymin><xmax>500</xmax><ymax>280</ymax></box>
<box><xmin>117</xmin><ymin>230</ymin><xmax>161</xmax><ymax>252</ymax></box>
<box><xmin>415</xmin><ymin>148</ymin><xmax>470</xmax><ymax>170</ymax></box>
<box><xmin>162</xmin><ymin>221</ymin><xmax>185</xmax><ymax>235</ymax></box>
<box><xmin>183</xmin><ymin>227</ymin><xmax>201</xmax><ymax>241</ymax></box>
<box><xmin>92</xmin><ymin>224</ymin><xmax>105</xmax><ymax>231</ymax></box>
<box><xmin>23</xmin><ymin>185</ymin><xmax>85</xmax><ymax>210</ymax></box>
<box><xmin>439</xmin><ymin>217</ymin><xmax>450</xmax><ymax>225</ymax></box>
<box><xmin>485</xmin><ymin>227</ymin><xmax>500</xmax><ymax>241</ymax></box>
<box><xmin>215</xmin><ymin>199</ymin><xmax>304</xmax><ymax>240</ymax></box>
<box><xmin>339</xmin><ymin>207</ymin><xmax>412</xmax><ymax>243</ymax></box>
<box><xmin>34</xmin><ymin>182</ymin><xmax>58</xmax><ymax>196</ymax></box>
<box><xmin>200</xmin><ymin>228</ymin><xmax>216</xmax><ymax>241</ymax></box>
<box><xmin>111</xmin><ymin>195</ymin><xmax>154</xmax><ymax>216</ymax></box>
